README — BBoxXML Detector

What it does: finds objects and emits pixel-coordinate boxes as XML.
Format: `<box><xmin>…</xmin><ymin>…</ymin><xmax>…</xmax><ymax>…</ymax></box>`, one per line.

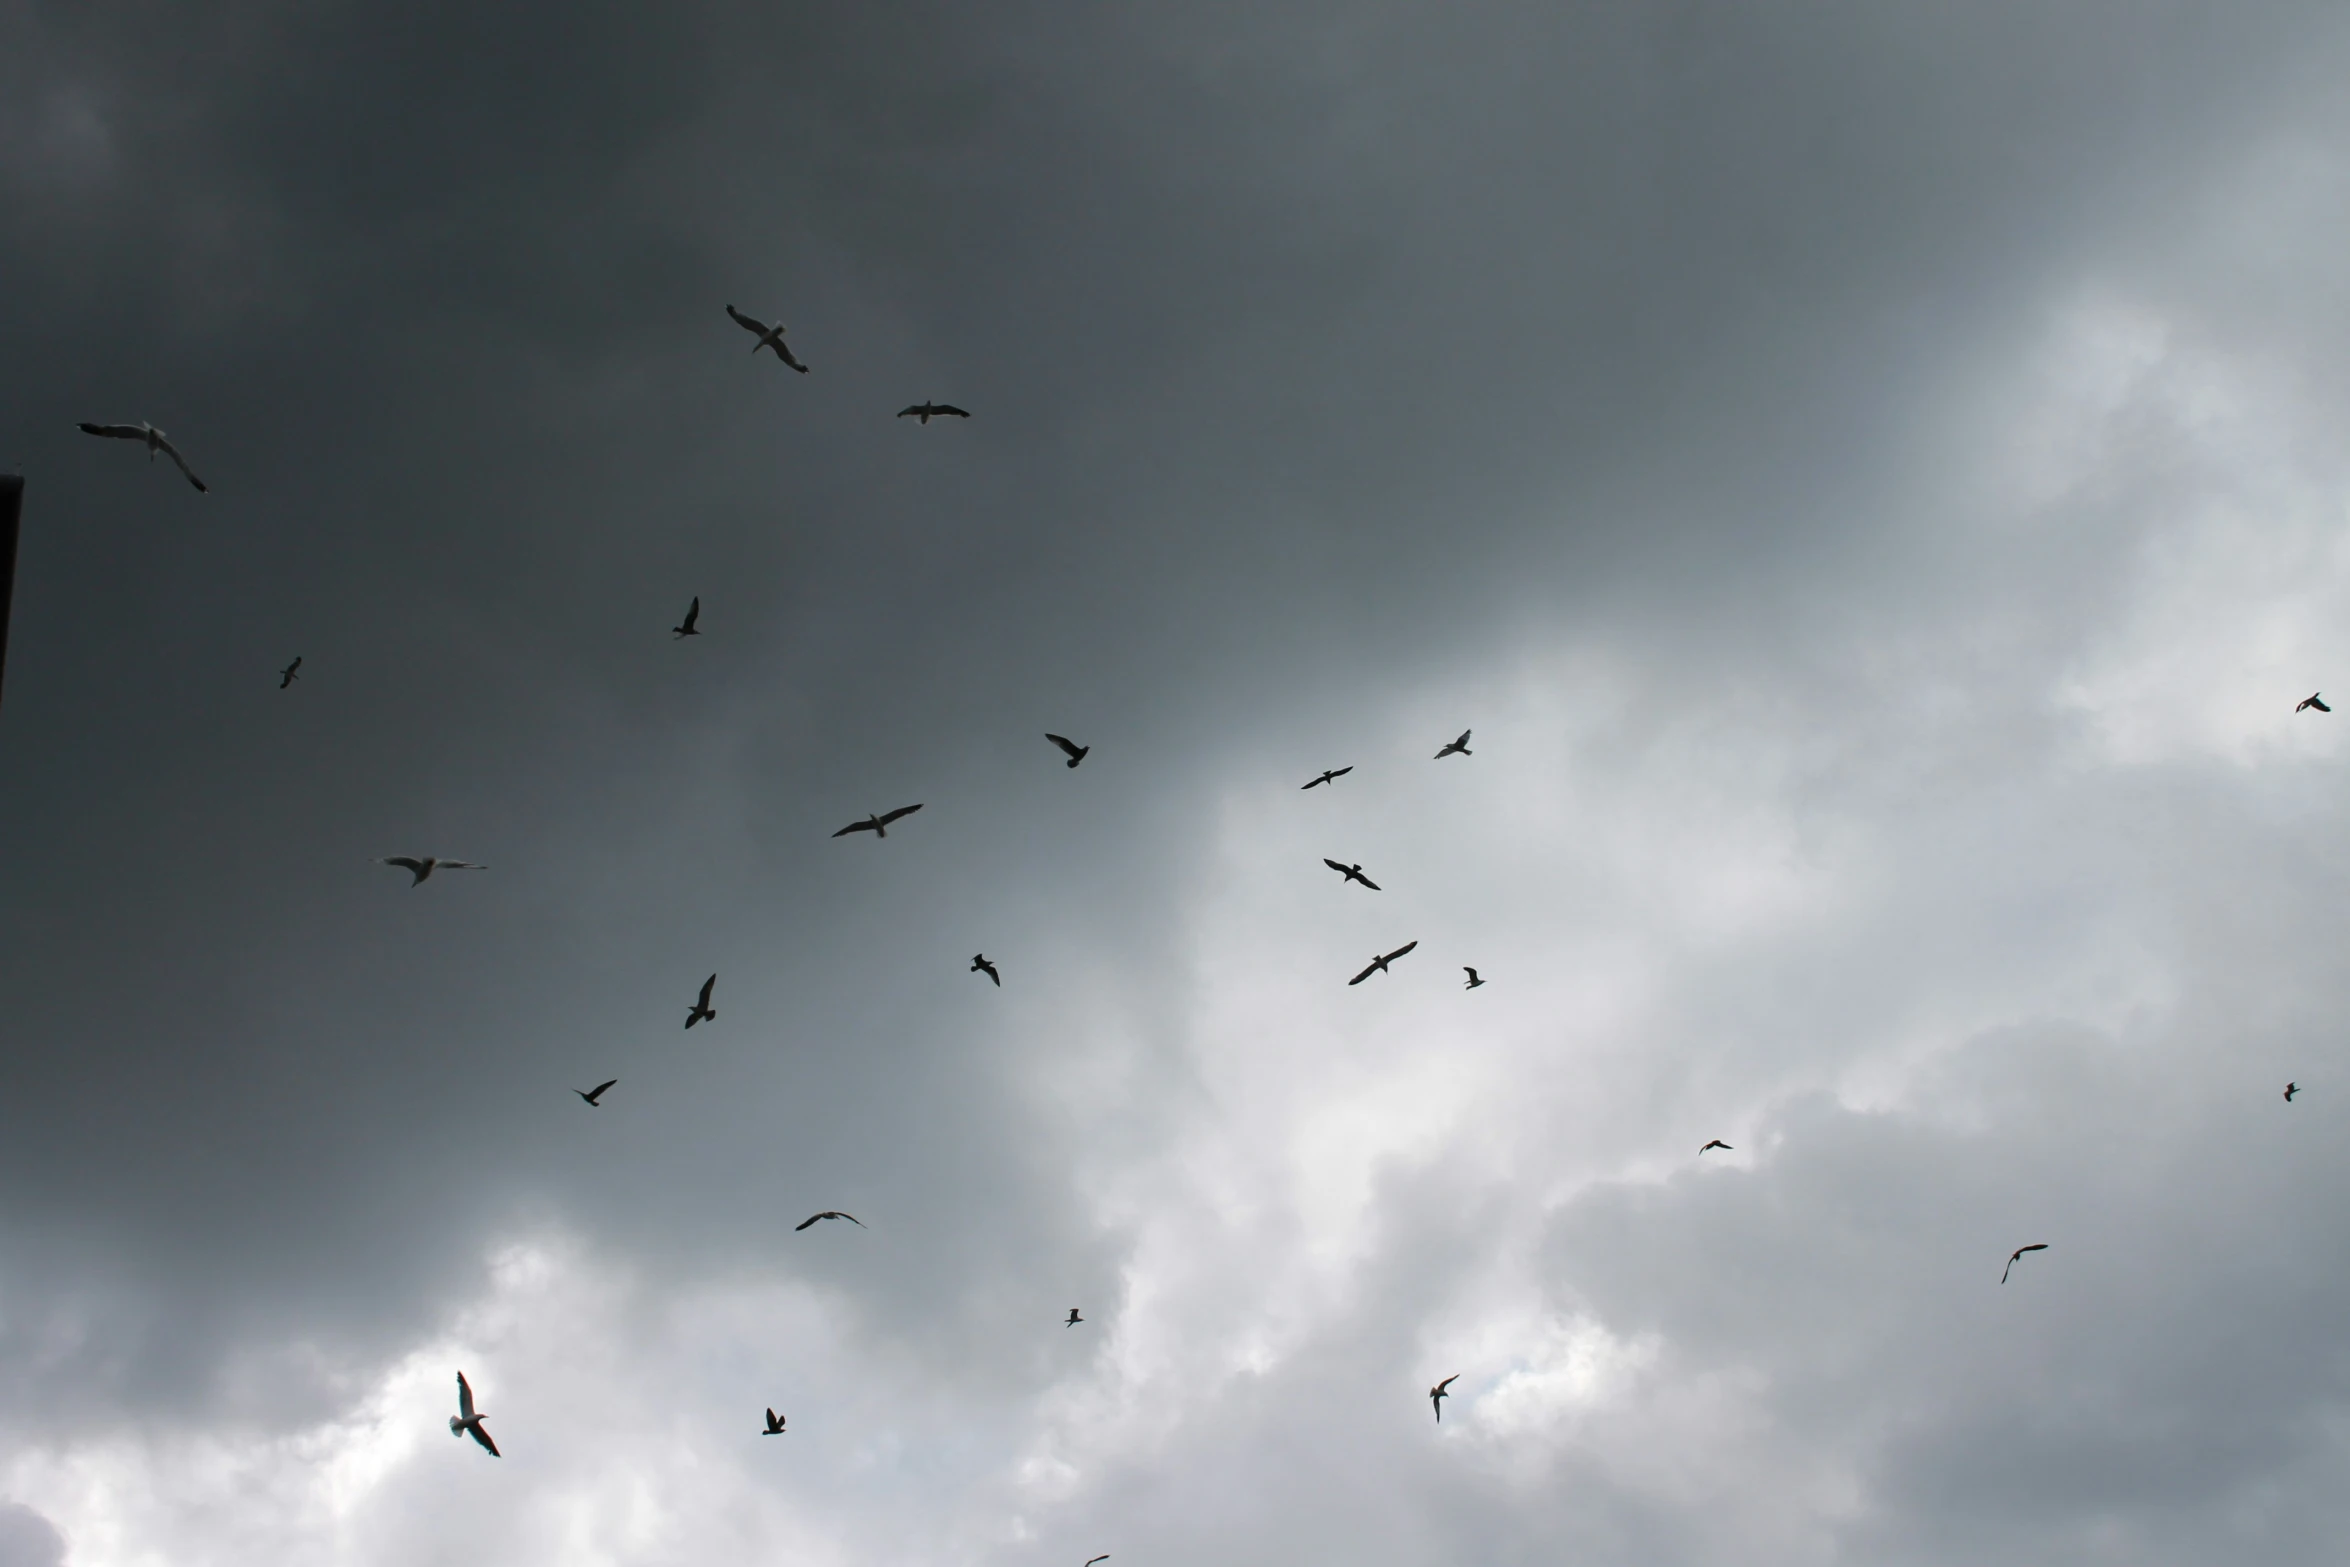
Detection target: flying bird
<box><xmin>897</xmin><ymin>402</ymin><xmax>970</xmax><ymax>423</ymax></box>
<box><xmin>796</xmin><ymin>1211</ymin><xmax>864</xmax><ymax>1231</ymax></box>
<box><xmin>1085</xmin><ymin>1557</ymin><xmax>1111</xmax><ymax>1567</ymax></box>
<box><xmin>575</xmin><ymin>1080</ymin><xmax>617</xmax><ymax>1107</ymax></box>
<box><xmin>1301</xmin><ymin>767</ymin><xmax>1353</xmax><ymax>789</ymax></box>
<box><xmin>972</xmin><ymin>954</ymin><xmax>1001</xmax><ymax>986</ymax></box>
<box><xmin>1348</xmin><ymin>941</ymin><xmax>1418</xmax><ymax>985</ymax></box>
<box><xmin>2299</xmin><ymin>692</ymin><xmax>2331</xmax><ymax>713</ymax></box>
<box><xmin>2001</xmin><ymin>1243</ymin><xmax>2049</xmax><ymax>1285</ymax></box>
<box><xmin>1065</xmin><ymin>1308</ymin><xmax>1084</xmax><ymax>1327</ymax></box>
<box><xmin>1324</xmin><ymin>859</ymin><xmax>1382</xmax><ymax>890</ymax></box>
<box><xmin>1046</xmin><ymin>733</ymin><xmax>1090</xmax><ymax>768</ymax></box>
<box><xmin>685</xmin><ymin>974</ymin><xmax>717</xmax><ymax>1029</ymax></box>
<box><xmin>1463</xmin><ymin>967</ymin><xmax>1485</xmax><ymax>989</ymax></box>
<box><xmin>2285</xmin><ymin>1081</ymin><xmax>2300</xmax><ymax>1102</ymax></box>
<box><xmin>380</xmin><ymin>856</ymin><xmax>485</xmax><ymax>886</ymax></box>
<box><xmin>1429</xmin><ymin>1374</ymin><xmax>1459</xmax><ymax>1423</ymax></box>
<box><xmin>1434</xmin><ymin>729</ymin><xmax>1472</xmax><ymax>759</ymax></box>
<box><xmin>673</xmin><ymin>596</ymin><xmax>701</xmax><ymax>638</ymax></box>
<box><xmin>1699</xmin><ymin>1139</ymin><xmax>1731</xmax><ymax>1153</ymax></box>
<box><xmin>278</xmin><ymin>657</ymin><xmax>301</xmax><ymax>689</ymax></box>
<box><xmin>77</xmin><ymin>421</ymin><xmax>207</xmax><ymax>491</ymax></box>
<box><xmin>833</xmin><ymin>804</ymin><xmax>924</xmax><ymax>838</ymax></box>
<box><xmin>762</xmin><ymin>1408</ymin><xmax>787</xmax><ymax>1435</ymax></box>
<box><xmin>724</xmin><ymin>304</ymin><xmax>809</xmax><ymax>371</ymax></box>
<box><xmin>450</xmin><ymin>1372</ymin><xmax>499</xmax><ymax>1456</ymax></box>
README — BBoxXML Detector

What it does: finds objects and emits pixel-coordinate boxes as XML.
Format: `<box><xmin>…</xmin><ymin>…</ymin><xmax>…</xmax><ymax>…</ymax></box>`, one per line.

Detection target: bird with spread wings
<box><xmin>1348</xmin><ymin>941</ymin><xmax>1418</xmax><ymax>985</ymax></box>
<box><xmin>833</xmin><ymin>804</ymin><xmax>924</xmax><ymax>838</ymax></box>
<box><xmin>78</xmin><ymin>421</ymin><xmax>208</xmax><ymax>491</ymax></box>
<box><xmin>450</xmin><ymin>1372</ymin><xmax>499</xmax><ymax>1456</ymax></box>
<box><xmin>725</xmin><ymin>305</ymin><xmax>809</xmax><ymax>371</ymax></box>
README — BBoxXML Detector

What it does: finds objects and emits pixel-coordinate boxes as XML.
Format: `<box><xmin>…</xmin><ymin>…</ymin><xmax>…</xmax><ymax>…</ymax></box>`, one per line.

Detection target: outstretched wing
<box><xmin>468</xmin><ymin>1422</ymin><xmax>500</xmax><ymax>1457</ymax></box>
<box><xmin>457</xmin><ymin>1372</ymin><xmax>477</xmax><ymax>1421</ymax></box>
<box><xmin>876</xmin><ymin>803</ymin><xmax>924</xmax><ymax>827</ymax></box>
<box><xmin>795</xmin><ymin>1214</ymin><xmax>824</xmax><ymax>1230</ymax></box>
<box><xmin>934</xmin><ymin>405</ymin><xmax>971</xmax><ymax>417</ymax></box>
<box><xmin>1348</xmin><ymin>960</ymin><xmax>1381</xmax><ymax>986</ymax></box>
<box><xmin>681</xmin><ymin>596</ymin><xmax>699</xmax><ymax>630</ymax></box>
<box><xmin>1357</xmin><ymin>872</ymin><xmax>1382</xmax><ymax>890</ymax></box>
<box><xmin>833</xmin><ymin>818</ymin><xmax>878</xmax><ymax>836</ymax></box>
<box><xmin>587</xmin><ymin>1079</ymin><xmax>617</xmax><ymax>1101</ymax></box>
<box><xmin>698</xmin><ymin>975</ymin><xmax>716</xmax><ymax>1007</ymax></box>
<box><xmin>155</xmin><ymin>436</ymin><xmax>207</xmax><ymax>492</ymax></box>
<box><xmin>78</xmin><ymin>422</ymin><xmax>147</xmax><ymax>440</ymax></box>
<box><xmin>1324</xmin><ymin>859</ymin><xmax>1349</xmax><ymax>874</ymax></box>
<box><xmin>726</xmin><ymin>304</ymin><xmax>770</xmax><ymax>337</ymax></box>
<box><xmin>1453</xmin><ymin>730</ymin><xmax>1471</xmax><ymax>748</ymax></box>
<box><xmin>776</xmin><ymin>342</ymin><xmax>810</xmax><ymax>372</ymax></box>
<box><xmin>1383</xmin><ymin>940</ymin><xmax>1418</xmax><ymax>964</ymax></box>
<box><xmin>382</xmin><ymin>856</ymin><xmax>426</xmax><ymax>874</ymax></box>
<box><xmin>1047</xmin><ymin>734</ymin><xmax>1083</xmax><ymax>759</ymax></box>
<box><xmin>897</xmin><ymin>406</ymin><xmax>926</xmax><ymax>418</ymax></box>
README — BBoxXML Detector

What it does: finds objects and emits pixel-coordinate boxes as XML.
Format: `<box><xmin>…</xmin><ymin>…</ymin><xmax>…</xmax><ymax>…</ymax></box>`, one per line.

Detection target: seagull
<box><xmin>278</xmin><ymin>657</ymin><xmax>301</xmax><ymax>689</ymax></box>
<box><xmin>2285</xmin><ymin>1081</ymin><xmax>2300</xmax><ymax>1102</ymax></box>
<box><xmin>1434</xmin><ymin>729</ymin><xmax>1472</xmax><ymax>759</ymax></box>
<box><xmin>1302</xmin><ymin>767</ymin><xmax>1353</xmax><ymax>789</ymax></box>
<box><xmin>2299</xmin><ymin>692</ymin><xmax>2331</xmax><ymax>713</ymax></box>
<box><xmin>724</xmin><ymin>305</ymin><xmax>809</xmax><ymax>371</ymax></box>
<box><xmin>1085</xmin><ymin>1557</ymin><xmax>1111</xmax><ymax>1567</ymax></box>
<box><xmin>673</xmin><ymin>596</ymin><xmax>700</xmax><ymax>638</ymax></box>
<box><xmin>77</xmin><ymin>421</ymin><xmax>207</xmax><ymax>492</ymax></box>
<box><xmin>1046</xmin><ymin>733</ymin><xmax>1090</xmax><ymax>768</ymax></box>
<box><xmin>1699</xmin><ymin>1139</ymin><xmax>1731</xmax><ymax>1153</ymax></box>
<box><xmin>1348</xmin><ymin>941</ymin><xmax>1418</xmax><ymax>985</ymax></box>
<box><xmin>575</xmin><ymin>1080</ymin><xmax>618</xmax><ymax>1107</ymax></box>
<box><xmin>762</xmin><ymin>1408</ymin><xmax>787</xmax><ymax>1435</ymax></box>
<box><xmin>2001</xmin><ymin>1243</ymin><xmax>2048</xmax><ymax>1284</ymax></box>
<box><xmin>450</xmin><ymin>1372</ymin><xmax>499</xmax><ymax>1456</ymax></box>
<box><xmin>685</xmin><ymin>974</ymin><xmax>717</xmax><ymax>1029</ymax></box>
<box><xmin>833</xmin><ymin>804</ymin><xmax>924</xmax><ymax>838</ymax></box>
<box><xmin>972</xmin><ymin>954</ymin><xmax>1001</xmax><ymax>986</ymax></box>
<box><xmin>1324</xmin><ymin>859</ymin><xmax>1381</xmax><ymax>890</ymax></box>
<box><xmin>380</xmin><ymin>856</ymin><xmax>485</xmax><ymax>886</ymax></box>
<box><xmin>898</xmin><ymin>402</ymin><xmax>970</xmax><ymax>423</ymax></box>
<box><xmin>1065</xmin><ymin>1308</ymin><xmax>1084</xmax><ymax>1327</ymax></box>
<box><xmin>1463</xmin><ymin>967</ymin><xmax>1485</xmax><ymax>989</ymax></box>
<box><xmin>1429</xmin><ymin>1374</ymin><xmax>1459</xmax><ymax>1423</ymax></box>
<box><xmin>796</xmin><ymin>1211</ymin><xmax>864</xmax><ymax>1230</ymax></box>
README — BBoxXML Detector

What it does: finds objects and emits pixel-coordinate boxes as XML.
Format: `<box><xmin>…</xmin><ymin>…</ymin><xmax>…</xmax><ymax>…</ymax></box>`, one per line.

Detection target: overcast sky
<box><xmin>7</xmin><ymin>3</ymin><xmax>2350</xmax><ymax>1564</ymax></box>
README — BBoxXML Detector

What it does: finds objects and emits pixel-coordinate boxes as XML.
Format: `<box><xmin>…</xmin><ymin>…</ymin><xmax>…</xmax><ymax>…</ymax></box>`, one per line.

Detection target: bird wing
<box><xmin>795</xmin><ymin>1214</ymin><xmax>823</xmax><ymax>1230</ymax></box>
<box><xmin>457</xmin><ymin>1373</ymin><xmax>476</xmax><ymax>1420</ymax></box>
<box><xmin>840</xmin><ymin>1213</ymin><xmax>864</xmax><ymax>1226</ymax></box>
<box><xmin>1358</xmin><ymin>873</ymin><xmax>1382</xmax><ymax>890</ymax></box>
<box><xmin>698</xmin><ymin>975</ymin><xmax>716</xmax><ymax>1006</ymax></box>
<box><xmin>936</xmin><ymin>405</ymin><xmax>971</xmax><ymax>417</ymax></box>
<box><xmin>1347</xmin><ymin>960</ymin><xmax>1381</xmax><ymax>985</ymax></box>
<box><xmin>468</xmin><ymin>1422</ymin><xmax>500</xmax><ymax>1457</ymax></box>
<box><xmin>441</xmin><ymin>861</ymin><xmax>485</xmax><ymax>870</ymax></box>
<box><xmin>726</xmin><ymin>304</ymin><xmax>770</xmax><ymax>336</ymax></box>
<box><xmin>897</xmin><ymin>406</ymin><xmax>925</xmax><ymax>417</ymax></box>
<box><xmin>1435</xmin><ymin>1374</ymin><xmax>1459</xmax><ymax>1394</ymax></box>
<box><xmin>382</xmin><ymin>857</ymin><xmax>426</xmax><ymax>873</ymax></box>
<box><xmin>876</xmin><ymin>803</ymin><xmax>924</xmax><ymax>826</ymax></box>
<box><xmin>2320</xmin><ymin>699</ymin><xmax>2335</xmax><ymax>711</ymax></box>
<box><xmin>1047</xmin><ymin>734</ymin><xmax>1082</xmax><ymax>758</ymax></box>
<box><xmin>155</xmin><ymin>436</ymin><xmax>207</xmax><ymax>491</ymax></box>
<box><xmin>833</xmin><ymin>818</ymin><xmax>878</xmax><ymax>836</ymax></box>
<box><xmin>1454</xmin><ymin>730</ymin><xmax>1471</xmax><ymax>747</ymax></box>
<box><xmin>589</xmin><ymin>1079</ymin><xmax>617</xmax><ymax>1100</ymax></box>
<box><xmin>1331</xmin><ymin>766</ymin><xmax>1352</xmax><ymax>779</ymax></box>
<box><xmin>79</xmin><ymin>422</ymin><xmax>154</xmax><ymax>440</ymax></box>
<box><xmin>1324</xmin><ymin>859</ymin><xmax>1349</xmax><ymax>873</ymax></box>
<box><xmin>1383</xmin><ymin>940</ymin><xmax>1418</xmax><ymax>963</ymax></box>
<box><xmin>1087</xmin><ymin>1557</ymin><xmax>1111</xmax><ymax>1566</ymax></box>
<box><xmin>682</xmin><ymin>596</ymin><xmax>699</xmax><ymax>627</ymax></box>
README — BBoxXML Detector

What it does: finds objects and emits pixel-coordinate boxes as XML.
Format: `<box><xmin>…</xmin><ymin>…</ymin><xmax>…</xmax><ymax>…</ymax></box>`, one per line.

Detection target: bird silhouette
<box><xmin>1065</xmin><ymin>1308</ymin><xmax>1084</xmax><ymax>1327</ymax></box>
<box><xmin>1323</xmin><ymin>858</ymin><xmax>1381</xmax><ymax>890</ymax></box>
<box><xmin>450</xmin><ymin>1372</ymin><xmax>499</xmax><ymax>1456</ymax></box>
<box><xmin>673</xmin><ymin>596</ymin><xmax>701</xmax><ymax>638</ymax></box>
<box><xmin>1430</xmin><ymin>1374</ymin><xmax>1459</xmax><ymax>1422</ymax></box>
<box><xmin>379</xmin><ymin>856</ymin><xmax>485</xmax><ymax>886</ymax></box>
<box><xmin>972</xmin><ymin>954</ymin><xmax>1001</xmax><ymax>986</ymax></box>
<box><xmin>1699</xmin><ymin>1139</ymin><xmax>1732</xmax><ymax>1153</ymax></box>
<box><xmin>1302</xmin><ymin>767</ymin><xmax>1353</xmax><ymax>789</ymax></box>
<box><xmin>1046</xmin><ymin>733</ymin><xmax>1090</xmax><ymax>768</ymax></box>
<box><xmin>725</xmin><ymin>305</ymin><xmax>809</xmax><ymax>371</ymax></box>
<box><xmin>1085</xmin><ymin>1557</ymin><xmax>1110</xmax><ymax>1567</ymax></box>
<box><xmin>833</xmin><ymin>804</ymin><xmax>924</xmax><ymax>838</ymax></box>
<box><xmin>575</xmin><ymin>1080</ymin><xmax>618</xmax><ymax>1107</ymax></box>
<box><xmin>2299</xmin><ymin>692</ymin><xmax>2331</xmax><ymax>713</ymax></box>
<box><xmin>1349</xmin><ymin>941</ymin><xmax>1418</xmax><ymax>985</ymax></box>
<box><xmin>278</xmin><ymin>657</ymin><xmax>301</xmax><ymax>689</ymax></box>
<box><xmin>2001</xmin><ymin>1243</ymin><xmax>2048</xmax><ymax>1284</ymax></box>
<box><xmin>897</xmin><ymin>403</ymin><xmax>970</xmax><ymax>423</ymax></box>
<box><xmin>2285</xmin><ymin>1081</ymin><xmax>2300</xmax><ymax>1102</ymax></box>
<box><xmin>762</xmin><ymin>1408</ymin><xmax>787</xmax><ymax>1435</ymax></box>
<box><xmin>1434</xmin><ymin>729</ymin><xmax>1472</xmax><ymax>758</ymax></box>
<box><xmin>1463</xmin><ymin>967</ymin><xmax>1485</xmax><ymax>989</ymax></box>
<box><xmin>78</xmin><ymin>421</ymin><xmax>207</xmax><ymax>491</ymax></box>
<box><xmin>685</xmin><ymin>974</ymin><xmax>717</xmax><ymax>1029</ymax></box>
<box><xmin>796</xmin><ymin>1211</ymin><xmax>864</xmax><ymax>1231</ymax></box>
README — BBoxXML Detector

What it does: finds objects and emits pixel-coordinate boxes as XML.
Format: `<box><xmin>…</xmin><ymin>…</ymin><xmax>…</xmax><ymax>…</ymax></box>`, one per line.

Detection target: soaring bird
<box><xmin>2001</xmin><ymin>1243</ymin><xmax>2048</xmax><ymax>1284</ymax></box>
<box><xmin>278</xmin><ymin>657</ymin><xmax>302</xmax><ymax>689</ymax></box>
<box><xmin>1429</xmin><ymin>1374</ymin><xmax>1459</xmax><ymax>1423</ymax></box>
<box><xmin>1348</xmin><ymin>941</ymin><xmax>1418</xmax><ymax>985</ymax></box>
<box><xmin>1434</xmin><ymin>729</ymin><xmax>1472</xmax><ymax>759</ymax></box>
<box><xmin>1302</xmin><ymin>767</ymin><xmax>1352</xmax><ymax>790</ymax></box>
<box><xmin>1324</xmin><ymin>859</ymin><xmax>1382</xmax><ymax>890</ymax></box>
<box><xmin>1463</xmin><ymin>967</ymin><xmax>1485</xmax><ymax>989</ymax></box>
<box><xmin>673</xmin><ymin>596</ymin><xmax>701</xmax><ymax>638</ymax></box>
<box><xmin>1046</xmin><ymin>733</ymin><xmax>1090</xmax><ymax>768</ymax></box>
<box><xmin>796</xmin><ymin>1211</ymin><xmax>864</xmax><ymax>1231</ymax></box>
<box><xmin>725</xmin><ymin>305</ymin><xmax>809</xmax><ymax>371</ymax></box>
<box><xmin>380</xmin><ymin>856</ymin><xmax>485</xmax><ymax>886</ymax></box>
<box><xmin>762</xmin><ymin>1408</ymin><xmax>787</xmax><ymax>1435</ymax></box>
<box><xmin>575</xmin><ymin>1080</ymin><xmax>617</xmax><ymax>1107</ymax></box>
<box><xmin>833</xmin><ymin>804</ymin><xmax>924</xmax><ymax>839</ymax></box>
<box><xmin>1065</xmin><ymin>1308</ymin><xmax>1084</xmax><ymax>1327</ymax></box>
<box><xmin>2285</xmin><ymin>1081</ymin><xmax>2300</xmax><ymax>1102</ymax></box>
<box><xmin>1699</xmin><ymin>1139</ymin><xmax>1731</xmax><ymax>1153</ymax></box>
<box><xmin>2299</xmin><ymin>692</ymin><xmax>2331</xmax><ymax>713</ymax></box>
<box><xmin>685</xmin><ymin>974</ymin><xmax>717</xmax><ymax>1029</ymax></box>
<box><xmin>77</xmin><ymin>421</ymin><xmax>207</xmax><ymax>491</ymax></box>
<box><xmin>897</xmin><ymin>403</ymin><xmax>970</xmax><ymax>423</ymax></box>
<box><xmin>972</xmin><ymin>954</ymin><xmax>1001</xmax><ymax>986</ymax></box>
<box><xmin>450</xmin><ymin>1372</ymin><xmax>499</xmax><ymax>1456</ymax></box>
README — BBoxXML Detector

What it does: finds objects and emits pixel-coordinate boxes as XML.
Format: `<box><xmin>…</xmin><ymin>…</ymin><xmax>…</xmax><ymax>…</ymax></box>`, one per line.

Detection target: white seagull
<box><xmin>78</xmin><ymin>421</ymin><xmax>207</xmax><ymax>491</ymax></box>
<box><xmin>450</xmin><ymin>1372</ymin><xmax>499</xmax><ymax>1456</ymax></box>
<box><xmin>380</xmin><ymin>856</ymin><xmax>486</xmax><ymax>886</ymax></box>
<box><xmin>725</xmin><ymin>305</ymin><xmax>809</xmax><ymax>371</ymax></box>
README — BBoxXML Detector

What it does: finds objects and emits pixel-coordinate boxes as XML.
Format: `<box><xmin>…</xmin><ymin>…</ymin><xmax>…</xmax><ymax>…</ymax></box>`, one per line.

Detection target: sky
<box><xmin>6</xmin><ymin>2</ymin><xmax>2350</xmax><ymax>1563</ymax></box>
